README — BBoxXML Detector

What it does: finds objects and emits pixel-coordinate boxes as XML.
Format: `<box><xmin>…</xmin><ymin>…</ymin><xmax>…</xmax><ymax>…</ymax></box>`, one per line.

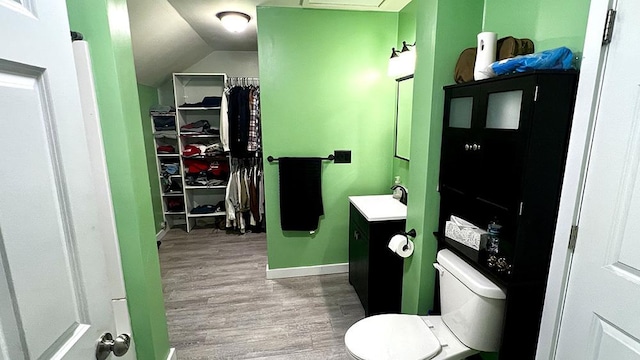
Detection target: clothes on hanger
<box><xmin>225</xmin><ymin>80</ymin><xmax>261</xmax><ymax>157</ymax></box>
<box><xmin>225</xmin><ymin>157</ymin><xmax>265</xmax><ymax>232</ymax></box>
<box><xmin>220</xmin><ymin>87</ymin><xmax>230</xmax><ymax>151</ymax></box>
<box><xmin>247</xmin><ymin>87</ymin><xmax>261</xmax><ymax>152</ymax></box>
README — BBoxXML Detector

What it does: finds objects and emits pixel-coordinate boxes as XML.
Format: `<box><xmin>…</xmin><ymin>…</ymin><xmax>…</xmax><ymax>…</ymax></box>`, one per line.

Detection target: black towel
<box><xmin>278</xmin><ymin>157</ymin><xmax>324</xmax><ymax>231</ymax></box>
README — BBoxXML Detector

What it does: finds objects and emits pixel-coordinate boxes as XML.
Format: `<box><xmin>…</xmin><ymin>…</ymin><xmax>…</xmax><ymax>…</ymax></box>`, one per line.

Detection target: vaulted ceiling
<box><xmin>127</xmin><ymin>0</ymin><xmax>411</xmax><ymax>87</ymax></box>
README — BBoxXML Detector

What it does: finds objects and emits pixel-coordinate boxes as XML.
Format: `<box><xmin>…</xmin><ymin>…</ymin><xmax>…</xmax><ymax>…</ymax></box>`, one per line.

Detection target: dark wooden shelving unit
<box><xmin>436</xmin><ymin>71</ymin><xmax>578</xmax><ymax>360</ymax></box>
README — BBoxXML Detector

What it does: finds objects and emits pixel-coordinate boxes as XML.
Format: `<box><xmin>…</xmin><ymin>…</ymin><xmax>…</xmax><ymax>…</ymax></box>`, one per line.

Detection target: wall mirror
<box><xmin>394</xmin><ymin>75</ymin><xmax>414</xmax><ymax>161</ymax></box>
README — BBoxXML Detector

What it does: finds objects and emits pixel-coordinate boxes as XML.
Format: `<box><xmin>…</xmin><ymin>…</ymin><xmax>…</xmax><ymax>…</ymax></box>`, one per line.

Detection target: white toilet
<box><xmin>344</xmin><ymin>249</ymin><xmax>506</xmax><ymax>360</ymax></box>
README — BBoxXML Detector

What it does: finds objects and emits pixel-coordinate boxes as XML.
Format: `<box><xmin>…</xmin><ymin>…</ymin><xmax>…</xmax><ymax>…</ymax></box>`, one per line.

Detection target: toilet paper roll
<box><xmin>474</xmin><ymin>32</ymin><xmax>497</xmax><ymax>81</ymax></box>
<box><xmin>388</xmin><ymin>234</ymin><xmax>415</xmax><ymax>258</ymax></box>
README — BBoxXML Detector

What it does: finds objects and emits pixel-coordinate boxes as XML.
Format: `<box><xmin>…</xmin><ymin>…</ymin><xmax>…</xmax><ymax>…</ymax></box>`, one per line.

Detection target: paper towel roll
<box><xmin>474</xmin><ymin>32</ymin><xmax>497</xmax><ymax>81</ymax></box>
<box><xmin>388</xmin><ymin>234</ymin><xmax>414</xmax><ymax>258</ymax></box>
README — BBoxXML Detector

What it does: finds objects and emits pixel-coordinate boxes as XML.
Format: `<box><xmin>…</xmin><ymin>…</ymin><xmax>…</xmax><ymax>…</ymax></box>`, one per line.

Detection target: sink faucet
<box><xmin>390</xmin><ymin>185</ymin><xmax>408</xmax><ymax>205</ymax></box>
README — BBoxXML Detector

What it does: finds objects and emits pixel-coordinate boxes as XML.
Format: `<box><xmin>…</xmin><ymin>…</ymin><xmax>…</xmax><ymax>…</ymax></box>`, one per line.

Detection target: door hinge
<box><xmin>602</xmin><ymin>9</ymin><xmax>616</xmax><ymax>45</ymax></box>
<box><xmin>533</xmin><ymin>86</ymin><xmax>539</xmax><ymax>102</ymax></box>
<box><xmin>568</xmin><ymin>225</ymin><xmax>579</xmax><ymax>251</ymax></box>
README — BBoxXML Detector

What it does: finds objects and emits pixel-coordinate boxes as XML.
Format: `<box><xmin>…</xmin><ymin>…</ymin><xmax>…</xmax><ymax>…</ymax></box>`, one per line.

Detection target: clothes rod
<box><xmin>267</xmin><ymin>154</ymin><xmax>335</xmax><ymax>163</ymax></box>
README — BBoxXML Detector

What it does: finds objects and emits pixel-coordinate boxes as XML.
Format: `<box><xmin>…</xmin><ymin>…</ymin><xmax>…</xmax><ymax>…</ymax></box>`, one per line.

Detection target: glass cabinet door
<box><xmin>448</xmin><ymin>97</ymin><xmax>473</xmax><ymax>129</ymax></box>
<box><xmin>486</xmin><ymin>90</ymin><xmax>523</xmax><ymax>130</ymax></box>
<box><xmin>477</xmin><ymin>86</ymin><xmax>531</xmax><ymax>212</ymax></box>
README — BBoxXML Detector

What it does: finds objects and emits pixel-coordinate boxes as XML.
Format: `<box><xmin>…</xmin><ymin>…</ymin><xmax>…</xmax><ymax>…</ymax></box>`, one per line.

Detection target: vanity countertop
<box><xmin>349</xmin><ymin>195</ymin><xmax>407</xmax><ymax>222</ymax></box>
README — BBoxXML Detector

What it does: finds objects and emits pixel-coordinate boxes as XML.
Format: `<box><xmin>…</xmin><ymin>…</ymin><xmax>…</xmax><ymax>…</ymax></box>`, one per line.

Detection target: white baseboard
<box><xmin>167</xmin><ymin>347</ymin><xmax>176</xmax><ymax>360</ymax></box>
<box><xmin>266</xmin><ymin>262</ymin><xmax>348</xmax><ymax>279</ymax></box>
<box><xmin>156</xmin><ymin>228</ymin><xmax>168</xmax><ymax>242</ymax></box>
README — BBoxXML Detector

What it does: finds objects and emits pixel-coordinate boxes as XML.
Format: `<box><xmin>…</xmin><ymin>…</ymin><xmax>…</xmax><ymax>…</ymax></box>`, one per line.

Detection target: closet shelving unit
<box><xmin>151</xmin><ymin>109</ymin><xmax>187</xmax><ymax>228</ymax></box>
<box><xmin>174</xmin><ymin>73</ymin><xmax>229</xmax><ymax>232</ymax></box>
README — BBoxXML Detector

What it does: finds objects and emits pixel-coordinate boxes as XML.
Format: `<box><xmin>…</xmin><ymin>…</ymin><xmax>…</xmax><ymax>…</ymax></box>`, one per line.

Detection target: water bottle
<box><xmin>486</xmin><ymin>220</ymin><xmax>502</xmax><ymax>255</ymax></box>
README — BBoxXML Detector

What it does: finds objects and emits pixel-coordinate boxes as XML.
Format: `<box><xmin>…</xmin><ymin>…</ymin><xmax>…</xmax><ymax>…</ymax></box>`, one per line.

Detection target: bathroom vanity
<box><xmin>348</xmin><ymin>195</ymin><xmax>406</xmax><ymax>317</ymax></box>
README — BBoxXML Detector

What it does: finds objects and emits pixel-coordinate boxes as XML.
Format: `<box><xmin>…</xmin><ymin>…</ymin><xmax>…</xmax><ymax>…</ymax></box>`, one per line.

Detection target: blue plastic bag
<box><xmin>483</xmin><ymin>47</ymin><xmax>574</xmax><ymax>77</ymax></box>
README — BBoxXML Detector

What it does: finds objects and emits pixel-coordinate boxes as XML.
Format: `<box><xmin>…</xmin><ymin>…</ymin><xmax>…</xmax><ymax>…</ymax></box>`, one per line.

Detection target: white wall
<box><xmin>157</xmin><ymin>50</ymin><xmax>259</xmax><ymax>105</ymax></box>
<box><xmin>186</xmin><ymin>51</ymin><xmax>259</xmax><ymax>76</ymax></box>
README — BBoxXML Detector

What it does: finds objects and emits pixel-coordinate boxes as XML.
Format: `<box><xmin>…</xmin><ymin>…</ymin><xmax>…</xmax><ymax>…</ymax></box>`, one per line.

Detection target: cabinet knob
<box><xmin>472</xmin><ymin>143</ymin><xmax>479</xmax><ymax>151</ymax></box>
<box><xmin>476</xmin><ymin>144</ymin><xmax>481</xmax><ymax>150</ymax></box>
<box><xmin>464</xmin><ymin>144</ymin><xmax>470</xmax><ymax>151</ymax></box>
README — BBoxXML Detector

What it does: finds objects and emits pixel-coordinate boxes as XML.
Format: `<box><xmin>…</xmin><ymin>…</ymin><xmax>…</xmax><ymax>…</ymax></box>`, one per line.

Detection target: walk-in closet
<box><xmin>151</xmin><ymin>73</ymin><xmax>264</xmax><ymax>233</ymax></box>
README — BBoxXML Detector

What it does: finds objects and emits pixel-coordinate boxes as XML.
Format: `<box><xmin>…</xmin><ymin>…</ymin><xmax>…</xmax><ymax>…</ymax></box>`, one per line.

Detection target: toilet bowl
<box><xmin>345</xmin><ymin>314</ymin><xmax>476</xmax><ymax>360</ymax></box>
<box><xmin>344</xmin><ymin>249</ymin><xmax>506</xmax><ymax>360</ymax></box>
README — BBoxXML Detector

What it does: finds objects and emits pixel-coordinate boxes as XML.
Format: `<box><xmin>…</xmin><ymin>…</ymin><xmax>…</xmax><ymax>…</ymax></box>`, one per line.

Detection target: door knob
<box><xmin>96</xmin><ymin>333</ymin><xmax>131</xmax><ymax>360</ymax></box>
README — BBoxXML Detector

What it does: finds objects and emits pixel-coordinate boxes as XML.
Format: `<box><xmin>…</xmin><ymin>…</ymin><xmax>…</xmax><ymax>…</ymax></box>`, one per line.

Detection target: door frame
<box><xmin>535</xmin><ymin>0</ymin><xmax>617</xmax><ymax>358</ymax></box>
<box><xmin>65</xmin><ymin>2</ymin><xmax>172</xmax><ymax>359</ymax></box>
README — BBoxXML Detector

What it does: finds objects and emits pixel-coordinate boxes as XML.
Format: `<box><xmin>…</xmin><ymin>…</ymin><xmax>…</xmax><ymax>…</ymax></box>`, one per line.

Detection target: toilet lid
<box><xmin>344</xmin><ymin>314</ymin><xmax>441</xmax><ymax>360</ymax></box>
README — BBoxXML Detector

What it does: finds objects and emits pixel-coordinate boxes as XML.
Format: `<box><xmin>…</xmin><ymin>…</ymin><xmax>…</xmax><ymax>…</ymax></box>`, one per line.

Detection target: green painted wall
<box><xmin>137</xmin><ymin>84</ymin><xmax>163</xmax><ymax>234</ymax></box>
<box><xmin>257</xmin><ymin>7</ymin><xmax>398</xmax><ymax>269</ymax></box>
<box><xmin>401</xmin><ymin>0</ymin><xmax>484</xmax><ymax>315</ymax></box>
<box><xmin>392</xmin><ymin>0</ymin><xmax>417</xmax><ymax>189</ymax></box>
<box><xmin>65</xmin><ymin>1</ymin><xmax>170</xmax><ymax>359</ymax></box>
<box><xmin>398</xmin><ymin>0</ymin><xmax>417</xmax><ymax>47</ymax></box>
<box><xmin>483</xmin><ymin>0</ymin><xmax>591</xmax><ymax>54</ymax></box>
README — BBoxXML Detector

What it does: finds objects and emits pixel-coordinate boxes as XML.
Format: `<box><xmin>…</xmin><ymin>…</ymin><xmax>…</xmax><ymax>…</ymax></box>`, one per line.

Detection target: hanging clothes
<box><xmin>247</xmin><ymin>86</ymin><xmax>261</xmax><ymax>152</ymax></box>
<box><xmin>225</xmin><ymin>158</ymin><xmax>264</xmax><ymax>233</ymax></box>
<box><xmin>220</xmin><ymin>88</ymin><xmax>230</xmax><ymax>152</ymax></box>
<box><xmin>226</xmin><ymin>82</ymin><xmax>261</xmax><ymax>158</ymax></box>
<box><xmin>223</xmin><ymin>77</ymin><xmax>264</xmax><ymax>233</ymax></box>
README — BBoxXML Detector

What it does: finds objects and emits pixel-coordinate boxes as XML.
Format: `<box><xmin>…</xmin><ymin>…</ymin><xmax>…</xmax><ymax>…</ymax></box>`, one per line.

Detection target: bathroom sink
<box><xmin>348</xmin><ymin>195</ymin><xmax>407</xmax><ymax>222</ymax></box>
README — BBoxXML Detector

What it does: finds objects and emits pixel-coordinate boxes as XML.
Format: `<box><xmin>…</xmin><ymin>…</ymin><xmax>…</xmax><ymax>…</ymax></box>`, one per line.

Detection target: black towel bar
<box><xmin>267</xmin><ymin>154</ymin><xmax>335</xmax><ymax>163</ymax></box>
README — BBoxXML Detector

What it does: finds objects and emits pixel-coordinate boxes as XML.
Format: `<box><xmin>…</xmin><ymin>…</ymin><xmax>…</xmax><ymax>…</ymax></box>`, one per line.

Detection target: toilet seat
<box><xmin>344</xmin><ymin>314</ymin><xmax>441</xmax><ymax>360</ymax></box>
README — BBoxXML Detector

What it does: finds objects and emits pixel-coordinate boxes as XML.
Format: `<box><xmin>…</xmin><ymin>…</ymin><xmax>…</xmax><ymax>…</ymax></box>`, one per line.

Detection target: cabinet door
<box><xmin>349</xmin><ymin>208</ymin><xmax>369</xmax><ymax>313</ymax></box>
<box><xmin>441</xmin><ymin>90</ymin><xmax>480</xmax><ymax>196</ymax></box>
<box><xmin>475</xmin><ymin>77</ymin><xmax>536</xmax><ymax>213</ymax></box>
<box><xmin>368</xmin><ymin>220</ymin><xmax>405</xmax><ymax>315</ymax></box>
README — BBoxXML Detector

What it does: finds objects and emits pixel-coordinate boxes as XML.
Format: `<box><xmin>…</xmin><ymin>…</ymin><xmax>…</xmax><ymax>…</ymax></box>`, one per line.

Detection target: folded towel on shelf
<box><xmin>157</xmin><ymin>145</ymin><xmax>176</xmax><ymax>153</ymax></box>
<box><xmin>180</xmin><ymin>119</ymin><xmax>211</xmax><ymax>133</ymax></box>
<box><xmin>180</xmin><ymin>96</ymin><xmax>222</xmax><ymax>108</ymax></box>
<box><xmin>278</xmin><ymin>157</ymin><xmax>324</xmax><ymax>231</ymax></box>
<box><xmin>153</xmin><ymin>116</ymin><xmax>176</xmax><ymax>131</ymax></box>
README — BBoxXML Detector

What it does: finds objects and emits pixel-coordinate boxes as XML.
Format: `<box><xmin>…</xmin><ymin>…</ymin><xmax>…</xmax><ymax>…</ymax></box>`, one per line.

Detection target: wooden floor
<box><xmin>158</xmin><ymin>228</ymin><xmax>364</xmax><ymax>360</ymax></box>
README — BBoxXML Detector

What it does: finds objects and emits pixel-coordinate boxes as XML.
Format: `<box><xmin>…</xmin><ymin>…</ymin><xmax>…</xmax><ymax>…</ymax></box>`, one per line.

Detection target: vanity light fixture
<box><xmin>216</xmin><ymin>11</ymin><xmax>251</xmax><ymax>33</ymax></box>
<box><xmin>387</xmin><ymin>47</ymin><xmax>403</xmax><ymax>78</ymax></box>
<box><xmin>388</xmin><ymin>41</ymin><xmax>416</xmax><ymax>79</ymax></box>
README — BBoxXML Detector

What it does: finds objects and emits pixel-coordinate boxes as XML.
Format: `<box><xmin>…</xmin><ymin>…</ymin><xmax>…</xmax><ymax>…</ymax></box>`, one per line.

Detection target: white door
<box><xmin>0</xmin><ymin>0</ymin><xmax>122</xmax><ymax>359</ymax></box>
<box><xmin>555</xmin><ymin>0</ymin><xmax>640</xmax><ymax>358</ymax></box>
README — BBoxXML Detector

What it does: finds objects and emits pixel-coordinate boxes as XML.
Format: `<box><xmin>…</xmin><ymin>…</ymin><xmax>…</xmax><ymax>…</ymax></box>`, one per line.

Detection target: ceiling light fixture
<box><xmin>216</xmin><ymin>11</ymin><xmax>251</xmax><ymax>33</ymax></box>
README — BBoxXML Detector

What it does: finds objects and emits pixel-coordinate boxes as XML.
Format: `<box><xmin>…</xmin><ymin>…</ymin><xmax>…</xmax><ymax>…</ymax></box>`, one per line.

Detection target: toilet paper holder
<box><xmin>398</xmin><ymin>229</ymin><xmax>417</xmax><ymax>250</ymax></box>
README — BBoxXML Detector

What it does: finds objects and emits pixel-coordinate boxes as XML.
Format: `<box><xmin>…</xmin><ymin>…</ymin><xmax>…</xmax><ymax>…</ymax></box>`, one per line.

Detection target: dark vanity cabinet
<box><xmin>437</xmin><ymin>71</ymin><xmax>578</xmax><ymax>359</ymax></box>
<box><xmin>349</xmin><ymin>201</ymin><xmax>405</xmax><ymax>317</ymax></box>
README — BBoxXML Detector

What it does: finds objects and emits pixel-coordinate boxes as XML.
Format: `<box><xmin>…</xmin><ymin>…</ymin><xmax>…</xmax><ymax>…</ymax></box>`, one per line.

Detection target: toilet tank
<box><xmin>435</xmin><ymin>249</ymin><xmax>506</xmax><ymax>352</ymax></box>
